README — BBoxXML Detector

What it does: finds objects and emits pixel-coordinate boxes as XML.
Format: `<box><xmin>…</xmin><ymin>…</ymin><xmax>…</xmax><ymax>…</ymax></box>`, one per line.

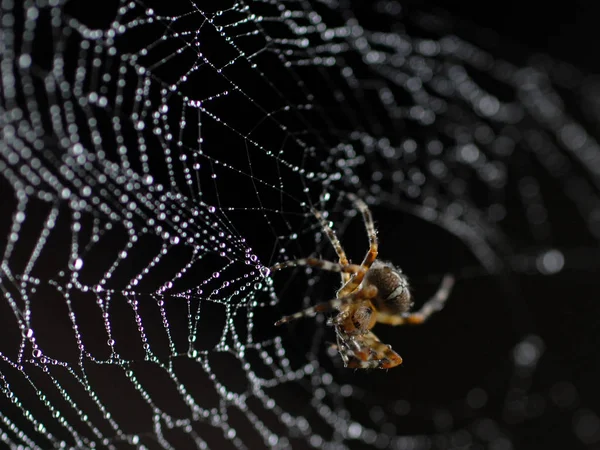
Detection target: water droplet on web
<box><xmin>513</xmin><ymin>336</ymin><xmax>543</xmax><ymax>368</ymax></box>
<box><xmin>348</xmin><ymin>422</ymin><xmax>363</xmax><ymax>438</ymax></box>
<box><xmin>71</xmin><ymin>258</ymin><xmax>83</xmax><ymax>271</ymax></box>
<box><xmin>536</xmin><ymin>249</ymin><xmax>565</xmax><ymax>275</ymax></box>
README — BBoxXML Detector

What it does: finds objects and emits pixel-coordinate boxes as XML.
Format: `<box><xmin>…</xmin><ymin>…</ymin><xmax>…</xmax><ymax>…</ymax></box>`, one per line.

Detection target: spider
<box><xmin>271</xmin><ymin>194</ymin><xmax>455</xmax><ymax>369</ymax></box>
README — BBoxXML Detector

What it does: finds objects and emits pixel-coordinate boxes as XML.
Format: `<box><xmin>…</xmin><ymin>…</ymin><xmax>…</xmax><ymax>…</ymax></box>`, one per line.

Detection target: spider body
<box><xmin>364</xmin><ymin>261</ymin><xmax>412</xmax><ymax>315</ymax></box>
<box><xmin>272</xmin><ymin>194</ymin><xmax>454</xmax><ymax>369</ymax></box>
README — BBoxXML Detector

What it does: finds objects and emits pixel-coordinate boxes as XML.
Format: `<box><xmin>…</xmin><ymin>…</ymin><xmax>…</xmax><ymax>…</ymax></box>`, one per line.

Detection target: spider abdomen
<box><xmin>365</xmin><ymin>261</ymin><xmax>413</xmax><ymax>314</ymax></box>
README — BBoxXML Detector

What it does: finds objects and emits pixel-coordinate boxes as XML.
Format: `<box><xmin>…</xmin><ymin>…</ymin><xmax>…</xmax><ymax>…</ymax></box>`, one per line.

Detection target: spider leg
<box><xmin>331</xmin><ymin>333</ymin><xmax>354</xmax><ymax>366</ymax></box>
<box><xmin>311</xmin><ymin>207</ymin><xmax>351</xmax><ymax>284</ymax></box>
<box><xmin>337</xmin><ymin>194</ymin><xmax>379</xmax><ymax>297</ymax></box>
<box><xmin>347</xmin><ymin>193</ymin><xmax>378</xmax><ymax>267</ymax></box>
<box><xmin>333</xmin><ymin>329</ymin><xmax>363</xmax><ymax>366</ymax></box>
<box><xmin>271</xmin><ymin>257</ymin><xmax>364</xmax><ymax>276</ymax></box>
<box><xmin>274</xmin><ymin>286</ymin><xmax>375</xmax><ymax>326</ymax></box>
<box><xmin>376</xmin><ymin>275</ymin><xmax>455</xmax><ymax>326</ymax></box>
<box><xmin>343</xmin><ymin>331</ymin><xmax>403</xmax><ymax>369</ymax></box>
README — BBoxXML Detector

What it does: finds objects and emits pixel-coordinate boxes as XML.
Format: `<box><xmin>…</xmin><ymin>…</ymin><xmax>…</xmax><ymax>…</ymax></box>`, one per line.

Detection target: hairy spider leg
<box><xmin>274</xmin><ymin>285</ymin><xmax>376</xmax><ymax>326</ymax></box>
<box><xmin>376</xmin><ymin>275</ymin><xmax>455</xmax><ymax>326</ymax></box>
<box><xmin>332</xmin><ymin>326</ymin><xmax>373</xmax><ymax>365</ymax></box>
<box><xmin>331</xmin><ymin>333</ymin><xmax>357</xmax><ymax>367</ymax></box>
<box><xmin>271</xmin><ymin>257</ymin><xmax>364</xmax><ymax>276</ymax></box>
<box><xmin>343</xmin><ymin>331</ymin><xmax>403</xmax><ymax>369</ymax></box>
<box><xmin>337</xmin><ymin>193</ymin><xmax>379</xmax><ymax>297</ymax></box>
<box><xmin>311</xmin><ymin>207</ymin><xmax>351</xmax><ymax>284</ymax></box>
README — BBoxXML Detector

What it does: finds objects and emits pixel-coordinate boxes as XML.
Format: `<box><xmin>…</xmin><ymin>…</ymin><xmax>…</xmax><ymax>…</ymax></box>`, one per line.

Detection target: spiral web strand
<box><xmin>1</xmin><ymin>1</ymin><xmax>599</xmax><ymax>449</ymax></box>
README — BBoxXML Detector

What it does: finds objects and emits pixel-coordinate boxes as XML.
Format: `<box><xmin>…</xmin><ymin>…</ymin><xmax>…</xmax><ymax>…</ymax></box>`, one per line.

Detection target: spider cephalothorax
<box><xmin>272</xmin><ymin>194</ymin><xmax>454</xmax><ymax>369</ymax></box>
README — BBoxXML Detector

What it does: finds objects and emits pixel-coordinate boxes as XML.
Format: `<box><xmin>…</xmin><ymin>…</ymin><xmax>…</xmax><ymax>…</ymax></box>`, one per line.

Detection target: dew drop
<box><xmin>72</xmin><ymin>258</ymin><xmax>83</xmax><ymax>271</ymax></box>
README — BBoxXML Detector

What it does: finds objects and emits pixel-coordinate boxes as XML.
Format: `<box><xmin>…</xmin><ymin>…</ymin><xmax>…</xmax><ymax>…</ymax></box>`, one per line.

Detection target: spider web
<box><xmin>1</xmin><ymin>0</ymin><xmax>600</xmax><ymax>449</ymax></box>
